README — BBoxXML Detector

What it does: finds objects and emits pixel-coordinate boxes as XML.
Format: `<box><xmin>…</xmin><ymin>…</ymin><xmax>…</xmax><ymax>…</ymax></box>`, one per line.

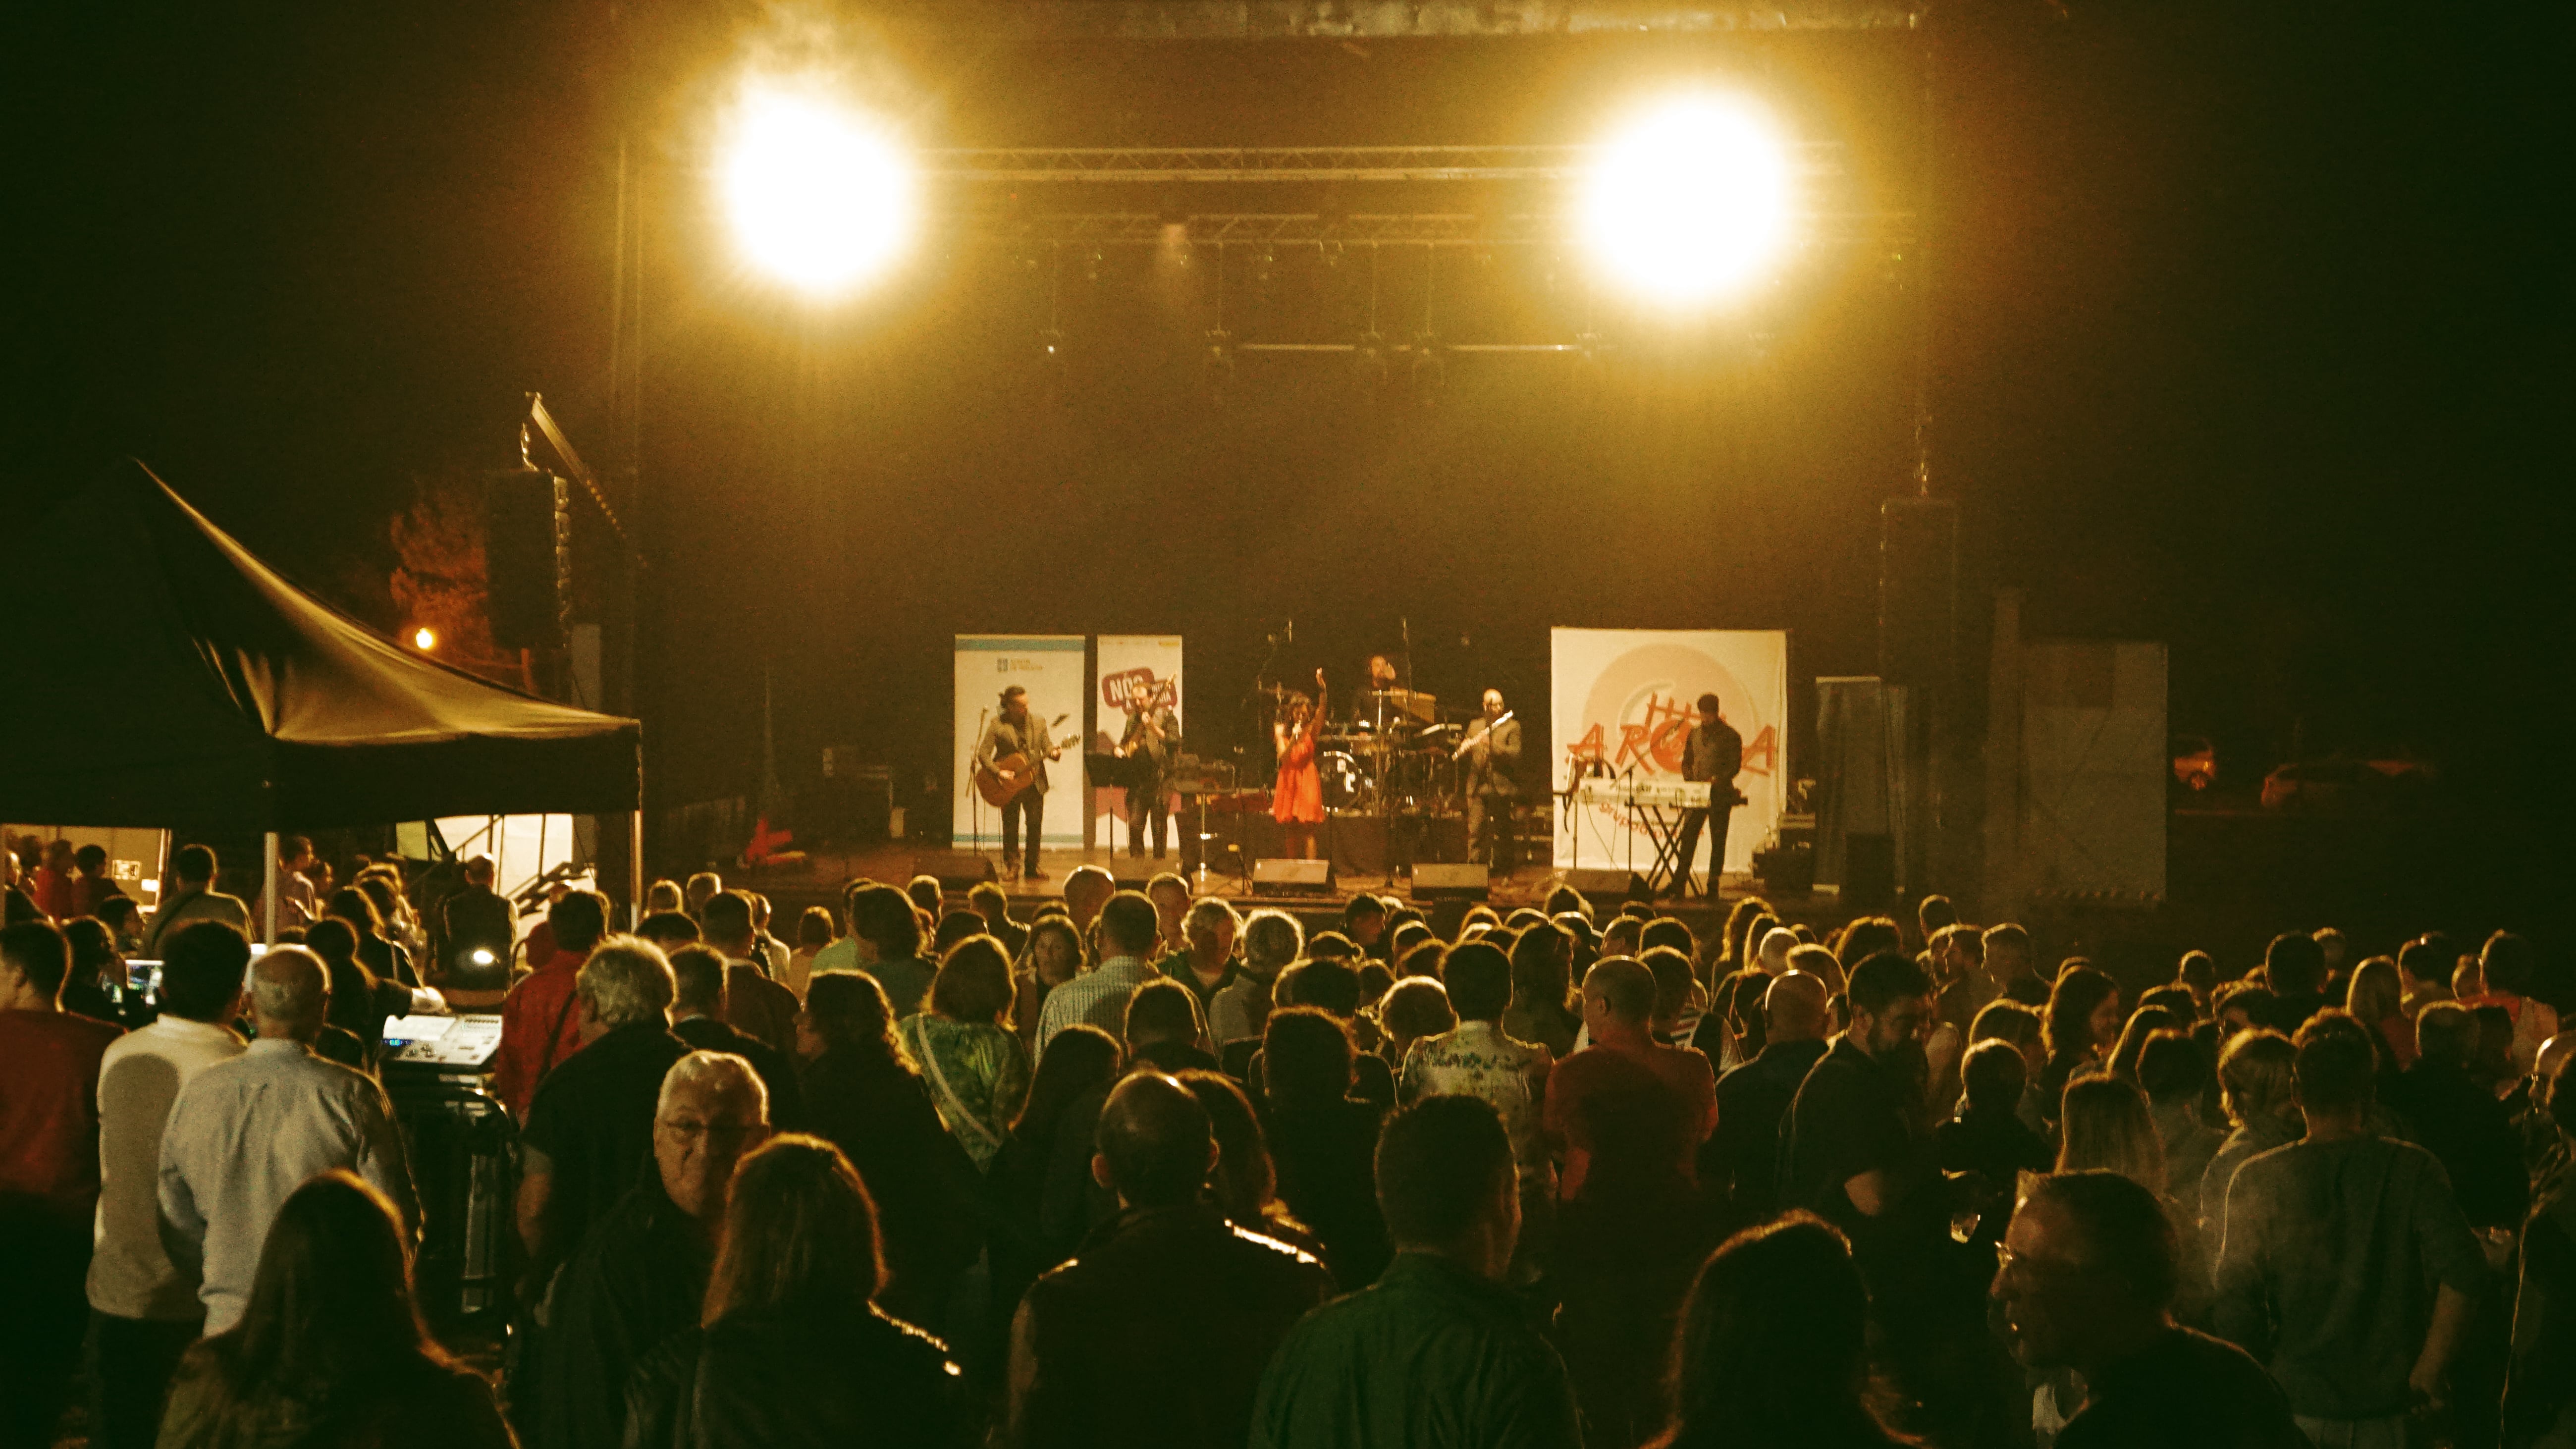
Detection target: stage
<box><xmin>727</xmin><ymin>840</ymin><xmax>1844</xmax><ymax>947</ymax></box>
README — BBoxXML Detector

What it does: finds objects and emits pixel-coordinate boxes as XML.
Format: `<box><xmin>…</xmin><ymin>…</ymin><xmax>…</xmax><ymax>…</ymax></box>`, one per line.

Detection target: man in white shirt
<box><xmin>159</xmin><ymin>946</ymin><xmax>418</xmax><ymax>1334</ymax></box>
<box><xmin>1035</xmin><ymin>891</ymin><xmax>1162</xmax><ymax>1061</ymax></box>
<box><xmin>86</xmin><ymin>920</ymin><xmax>250</xmax><ymax>1449</ymax></box>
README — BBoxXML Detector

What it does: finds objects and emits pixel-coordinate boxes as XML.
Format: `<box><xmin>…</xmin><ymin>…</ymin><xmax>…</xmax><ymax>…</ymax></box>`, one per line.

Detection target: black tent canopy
<box><xmin>0</xmin><ymin>461</ymin><xmax>638</xmax><ymax>831</ymax></box>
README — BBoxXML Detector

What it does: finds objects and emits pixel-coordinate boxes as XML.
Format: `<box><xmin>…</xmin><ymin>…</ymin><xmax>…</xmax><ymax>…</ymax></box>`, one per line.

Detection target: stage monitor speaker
<box><xmin>1556</xmin><ymin>868</ymin><xmax>1651</xmax><ymax>911</ymax></box>
<box><xmin>1252</xmin><ymin>859</ymin><xmax>1335</xmax><ymax>894</ymax></box>
<box><xmin>486</xmin><ymin>470</ymin><xmax>561</xmax><ymax>651</ymax></box>
<box><xmin>1409</xmin><ymin>864</ymin><xmax>1490</xmax><ymax>903</ymax></box>
<box><xmin>1843</xmin><ymin>833</ymin><xmax>1896</xmax><ymax>910</ymax></box>
<box><xmin>1110</xmin><ymin>860</ymin><xmax>1170</xmax><ymax>890</ymax></box>
<box><xmin>911</xmin><ymin>851</ymin><xmax>998</xmax><ymax>894</ymax></box>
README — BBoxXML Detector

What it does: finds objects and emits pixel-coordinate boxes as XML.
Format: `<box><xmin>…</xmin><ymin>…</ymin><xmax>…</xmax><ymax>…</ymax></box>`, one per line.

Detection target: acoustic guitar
<box><xmin>975</xmin><ymin>713</ymin><xmax>1071</xmax><ymax>808</ymax></box>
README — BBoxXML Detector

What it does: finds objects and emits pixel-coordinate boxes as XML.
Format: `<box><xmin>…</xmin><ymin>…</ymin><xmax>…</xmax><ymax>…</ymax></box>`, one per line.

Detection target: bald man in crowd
<box><xmin>1703</xmin><ymin>969</ymin><xmax>1832</xmax><ymax>1227</ymax></box>
<box><xmin>1545</xmin><ymin>956</ymin><xmax>1719</xmax><ymax>1444</ymax></box>
<box><xmin>157</xmin><ymin>947</ymin><xmax>418</xmax><ymax>1334</ymax></box>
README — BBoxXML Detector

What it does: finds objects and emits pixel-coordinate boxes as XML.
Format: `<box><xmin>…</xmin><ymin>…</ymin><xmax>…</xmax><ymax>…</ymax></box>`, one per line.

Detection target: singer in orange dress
<box><xmin>1272</xmin><ymin>668</ymin><xmax>1327</xmax><ymax>858</ymax></box>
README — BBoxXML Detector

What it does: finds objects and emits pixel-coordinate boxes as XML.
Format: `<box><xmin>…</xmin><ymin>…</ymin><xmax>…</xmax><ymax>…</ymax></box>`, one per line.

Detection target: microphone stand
<box><xmin>969</xmin><ymin>706</ymin><xmax>990</xmax><ymax>869</ymax></box>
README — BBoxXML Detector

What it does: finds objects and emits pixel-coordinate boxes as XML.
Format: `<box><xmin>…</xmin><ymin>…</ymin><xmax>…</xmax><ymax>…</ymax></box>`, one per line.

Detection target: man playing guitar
<box><xmin>1115</xmin><ymin>675</ymin><xmax>1180</xmax><ymax>859</ymax></box>
<box><xmin>975</xmin><ymin>685</ymin><xmax>1063</xmax><ymax>881</ymax></box>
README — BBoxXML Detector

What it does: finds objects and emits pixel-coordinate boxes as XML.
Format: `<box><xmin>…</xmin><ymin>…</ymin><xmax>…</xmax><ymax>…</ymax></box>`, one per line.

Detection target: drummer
<box><xmin>1350</xmin><ymin>654</ymin><xmax>1421</xmax><ymax>739</ymax></box>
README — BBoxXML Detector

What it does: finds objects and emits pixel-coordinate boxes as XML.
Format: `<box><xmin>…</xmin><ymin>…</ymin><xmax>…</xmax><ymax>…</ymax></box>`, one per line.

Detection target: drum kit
<box><xmin>1312</xmin><ymin>687</ymin><xmax>1468</xmax><ymax>817</ymax></box>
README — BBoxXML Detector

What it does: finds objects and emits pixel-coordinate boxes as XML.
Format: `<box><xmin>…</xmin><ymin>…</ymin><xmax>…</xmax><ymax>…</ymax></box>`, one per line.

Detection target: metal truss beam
<box><xmin>946</xmin><ymin>210</ymin><xmax>1911</xmax><ymax>247</ymax></box>
<box><xmin>924</xmin><ymin>144</ymin><xmax>1846</xmax><ymax>184</ymax></box>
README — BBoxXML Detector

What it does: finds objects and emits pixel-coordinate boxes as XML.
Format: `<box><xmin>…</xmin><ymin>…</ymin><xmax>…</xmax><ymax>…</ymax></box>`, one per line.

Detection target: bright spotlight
<box><xmin>719</xmin><ymin>83</ymin><xmax>914</xmax><ymax>297</ymax></box>
<box><xmin>1580</xmin><ymin>96</ymin><xmax>1795</xmax><ymax>308</ymax></box>
<box><xmin>470</xmin><ymin>948</ymin><xmax>496</xmax><ymax>967</ymax></box>
<box><xmin>412</xmin><ymin>626</ymin><xmax>437</xmax><ymax>651</ymax></box>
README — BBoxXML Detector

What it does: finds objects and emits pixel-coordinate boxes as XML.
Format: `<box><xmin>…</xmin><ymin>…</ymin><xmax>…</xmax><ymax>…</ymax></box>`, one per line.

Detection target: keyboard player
<box><xmin>1670</xmin><ymin>693</ymin><xmax>1744</xmax><ymax>900</ymax></box>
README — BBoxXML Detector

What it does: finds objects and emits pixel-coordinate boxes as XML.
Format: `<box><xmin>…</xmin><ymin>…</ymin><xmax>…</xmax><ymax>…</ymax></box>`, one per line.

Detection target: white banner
<box><xmin>953</xmin><ymin>636</ymin><xmax>1087</xmax><ymax>850</ymax></box>
<box><xmin>1089</xmin><ymin>635</ymin><xmax>1184</xmax><ymax>849</ymax></box>
<box><xmin>1549</xmin><ymin>628</ymin><xmax>1789</xmax><ymax>882</ymax></box>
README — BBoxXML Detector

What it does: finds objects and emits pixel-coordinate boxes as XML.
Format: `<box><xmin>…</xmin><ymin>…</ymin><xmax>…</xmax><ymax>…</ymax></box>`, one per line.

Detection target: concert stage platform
<box><xmin>727</xmin><ymin>843</ymin><xmax>1849</xmax><ymax>945</ymax></box>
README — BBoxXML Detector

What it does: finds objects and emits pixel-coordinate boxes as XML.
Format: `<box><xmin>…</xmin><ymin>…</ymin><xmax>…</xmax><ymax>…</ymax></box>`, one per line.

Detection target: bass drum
<box><xmin>1319</xmin><ymin>751</ymin><xmax>1376</xmax><ymax>813</ymax></box>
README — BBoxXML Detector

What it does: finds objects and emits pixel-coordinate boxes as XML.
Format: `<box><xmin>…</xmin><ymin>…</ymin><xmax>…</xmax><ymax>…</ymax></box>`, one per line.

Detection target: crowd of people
<box><xmin>4</xmin><ymin>835</ymin><xmax>2573</xmax><ymax>1449</ymax></box>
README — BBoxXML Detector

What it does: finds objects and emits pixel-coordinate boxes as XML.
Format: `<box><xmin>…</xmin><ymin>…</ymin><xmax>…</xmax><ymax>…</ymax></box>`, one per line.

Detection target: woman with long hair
<box><xmin>2105</xmin><ymin>1004</ymin><xmax>2185</xmax><ymax>1084</ymax></box>
<box><xmin>2345</xmin><ymin>957</ymin><xmax>2414</xmax><ymax>1070</ymax></box>
<box><xmin>326</xmin><ymin>887</ymin><xmax>417</xmax><ymax>989</ymax></box>
<box><xmin>1720</xmin><ymin>897</ymin><xmax>1774</xmax><ymax>976</ymax></box>
<box><xmin>2198</xmin><ymin>1028</ymin><xmax>2300</xmax><ymax>1232</ymax></box>
<box><xmin>2037</xmin><ymin>963</ymin><xmax>2121</xmax><ymax>1126</ymax></box>
<box><xmin>782</xmin><ymin>906</ymin><xmax>835</xmax><ymax>1002</ymax></box>
<box><xmin>795</xmin><ymin>972</ymin><xmax>984</xmax><ymax>1328</ymax></box>
<box><xmin>1648</xmin><ymin>1213</ymin><xmax>1905</xmax><ymax>1449</ymax></box>
<box><xmin>895</xmin><ymin>935</ymin><xmax>1030</xmax><ymax>1171</ymax></box>
<box><xmin>624</xmin><ymin>1136</ymin><xmax>962</xmax><ymax>1448</ymax></box>
<box><xmin>1271</xmin><ymin>668</ymin><xmax>1329</xmax><ymax>859</ymax></box>
<box><xmin>1501</xmin><ymin>921</ymin><xmax>1580</xmax><ymax>1059</ymax></box>
<box><xmin>155</xmin><ymin>1172</ymin><xmax>512</xmax><ymax>1448</ymax></box>
<box><xmin>2055</xmin><ymin>1074</ymin><xmax>2167</xmax><ymax>1194</ymax></box>
<box><xmin>1177</xmin><ymin>1069</ymin><xmax>1330</xmax><ymax>1265</ymax></box>
<box><xmin>59</xmin><ymin>914</ymin><xmax>124</xmax><ymax>1021</ymax></box>
<box><xmin>1258</xmin><ymin>1008</ymin><xmax>1390</xmax><ymax>1288</ymax></box>
<box><xmin>355</xmin><ymin>870</ymin><xmax>426</xmax><ymax>970</ymax></box>
<box><xmin>984</xmin><ymin>1022</ymin><xmax>1123</xmax><ymax>1329</ymax></box>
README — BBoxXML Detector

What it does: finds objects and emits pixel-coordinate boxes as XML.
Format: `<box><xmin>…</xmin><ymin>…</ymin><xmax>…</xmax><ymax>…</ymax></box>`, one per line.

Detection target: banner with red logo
<box><xmin>1088</xmin><ymin>635</ymin><xmax>1183</xmax><ymax>849</ymax></box>
<box><xmin>1549</xmin><ymin>628</ymin><xmax>1788</xmax><ymax>882</ymax></box>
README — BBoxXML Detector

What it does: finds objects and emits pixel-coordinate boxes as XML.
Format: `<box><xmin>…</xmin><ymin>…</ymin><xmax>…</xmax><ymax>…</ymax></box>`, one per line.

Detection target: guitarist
<box><xmin>1456</xmin><ymin>688</ymin><xmax>1522</xmax><ymax>871</ymax></box>
<box><xmin>976</xmin><ymin>685</ymin><xmax>1062</xmax><ymax>882</ymax></box>
<box><xmin>1115</xmin><ymin>675</ymin><xmax>1179</xmax><ymax>859</ymax></box>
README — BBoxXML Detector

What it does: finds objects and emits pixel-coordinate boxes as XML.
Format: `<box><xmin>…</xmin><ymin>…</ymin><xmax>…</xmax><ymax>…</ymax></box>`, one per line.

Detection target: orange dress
<box><xmin>1273</xmin><ymin>724</ymin><xmax>1324</xmax><ymax>824</ymax></box>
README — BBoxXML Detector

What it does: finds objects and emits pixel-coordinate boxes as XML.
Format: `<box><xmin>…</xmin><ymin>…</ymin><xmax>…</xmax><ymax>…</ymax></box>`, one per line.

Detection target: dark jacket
<box><xmin>1249</xmin><ymin>1253</ymin><xmax>1581</xmax><ymax>1449</ymax></box>
<box><xmin>520</xmin><ymin>1021</ymin><xmax>692</xmax><ymax>1280</ymax></box>
<box><xmin>540</xmin><ymin>1172</ymin><xmax>712</xmax><ymax>1449</ymax></box>
<box><xmin>434</xmin><ymin>885</ymin><xmax>517</xmax><ymax>985</ymax></box>
<box><xmin>673</xmin><ymin>1013</ymin><xmax>806</xmax><ymax>1130</ymax></box>
<box><xmin>1704</xmin><ymin>1036</ymin><xmax>1829</xmax><ymax>1225</ymax></box>
<box><xmin>1261</xmin><ymin>1096</ymin><xmax>1391</xmax><ymax>1289</ymax></box>
<box><xmin>1461</xmin><ymin>716</ymin><xmax>1522</xmax><ymax>798</ymax></box>
<box><xmin>1017</xmin><ymin>1203</ymin><xmax>1333</xmax><ymax>1449</ymax></box>
<box><xmin>801</xmin><ymin>1043</ymin><xmax>986</xmax><ymax>1322</ymax></box>
<box><xmin>2388</xmin><ymin>1059</ymin><xmax>2531</xmax><ymax>1230</ymax></box>
<box><xmin>625</xmin><ymin>1296</ymin><xmax>964</xmax><ymax>1449</ymax></box>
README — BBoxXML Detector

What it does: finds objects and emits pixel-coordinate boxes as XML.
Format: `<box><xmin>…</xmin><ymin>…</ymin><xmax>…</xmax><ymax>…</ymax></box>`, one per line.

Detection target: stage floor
<box><xmin>728</xmin><ymin>841</ymin><xmax>1834</xmax><ymax>940</ymax></box>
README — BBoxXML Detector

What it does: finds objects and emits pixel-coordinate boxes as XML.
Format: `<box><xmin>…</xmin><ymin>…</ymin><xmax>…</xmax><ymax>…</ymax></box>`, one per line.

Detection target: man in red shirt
<box><xmin>1545</xmin><ymin>957</ymin><xmax>1718</xmax><ymax>1199</ymax></box>
<box><xmin>493</xmin><ymin>890</ymin><xmax>609</xmax><ymax>1118</ymax></box>
<box><xmin>0</xmin><ymin>919</ymin><xmax>125</xmax><ymax>1447</ymax></box>
<box><xmin>1542</xmin><ymin>955</ymin><xmax>1718</xmax><ymax>1446</ymax></box>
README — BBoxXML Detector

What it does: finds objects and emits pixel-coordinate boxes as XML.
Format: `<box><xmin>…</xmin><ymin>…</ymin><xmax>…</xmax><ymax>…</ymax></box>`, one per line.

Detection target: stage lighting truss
<box><xmin>926</xmin><ymin>143</ymin><xmax>1908</xmax><ymax>251</ymax></box>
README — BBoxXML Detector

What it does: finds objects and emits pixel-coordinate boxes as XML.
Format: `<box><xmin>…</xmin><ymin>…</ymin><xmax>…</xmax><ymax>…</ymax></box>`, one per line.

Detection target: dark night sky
<box><xmin>9</xmin><ymin>0</ymin><xmax>2571</xmax><ymax>901</ymax></box>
